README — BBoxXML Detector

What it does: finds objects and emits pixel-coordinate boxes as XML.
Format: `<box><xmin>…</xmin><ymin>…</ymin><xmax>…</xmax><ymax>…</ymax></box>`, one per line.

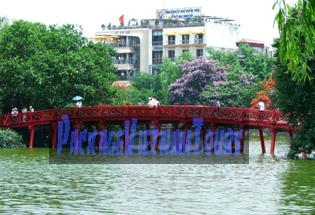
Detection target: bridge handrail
<box><xmin>0</xmin><ymin>105</ymin><xmax>292</xmax><ymax>129</ymax></box>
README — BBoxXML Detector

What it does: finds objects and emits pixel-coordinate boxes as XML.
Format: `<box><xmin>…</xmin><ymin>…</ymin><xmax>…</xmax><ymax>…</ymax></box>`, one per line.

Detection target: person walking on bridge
<box><xmin>216</xmin><ymin>99</ymin><xmax>220</xmax><ymax>107</ymax></box>
<box><xmin>257</xmin><ymin>99</ymin><xmax>265</xmax><ymax>120</ymax></box>
<box><xmin>22</xmin><ymin>107</ymin><xmax>27</xmax><ymax>122</ymax></box>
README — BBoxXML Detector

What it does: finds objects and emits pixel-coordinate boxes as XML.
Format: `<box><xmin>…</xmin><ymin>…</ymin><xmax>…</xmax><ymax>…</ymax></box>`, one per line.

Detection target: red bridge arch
<box><xmin>0</xmin><ymin>105</ymin><xmax>296</xmax><ymax>154</ymax></box>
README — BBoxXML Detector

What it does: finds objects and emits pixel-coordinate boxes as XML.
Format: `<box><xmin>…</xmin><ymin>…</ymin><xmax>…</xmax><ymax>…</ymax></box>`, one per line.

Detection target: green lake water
<box><xmin>0</xmin><ymin>139</ymin><xmax>314</xmax><ymax>215</ymax></box>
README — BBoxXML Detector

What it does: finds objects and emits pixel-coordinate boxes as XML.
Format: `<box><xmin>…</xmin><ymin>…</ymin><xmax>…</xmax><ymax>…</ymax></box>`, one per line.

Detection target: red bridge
<box><xmin>0</xmin><ymin>105</ymin><xmax>296</xmax><ymax>154</ymax></box>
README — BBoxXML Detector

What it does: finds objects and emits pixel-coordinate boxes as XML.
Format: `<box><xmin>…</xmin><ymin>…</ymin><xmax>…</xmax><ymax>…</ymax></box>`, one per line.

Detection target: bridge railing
<box><xmin>0</xmin><ymin>108</ymin><xmax>57</xmax><ymax>127</ymax></box>
<box><xmin>0</xmin><ymin>105</ymin><xmax>290</xmax><ymax>128</ymax></box>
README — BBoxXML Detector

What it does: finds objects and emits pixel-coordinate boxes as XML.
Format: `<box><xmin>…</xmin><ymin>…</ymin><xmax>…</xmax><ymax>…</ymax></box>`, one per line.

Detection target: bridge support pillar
<box><xmin>98</xmin><ymin>121</ymin><xmax>106</xmax><ymax>147</ymax></box>
<box><xmin>270</xmin><ymin>128</ymin><xmax>277</xmax><ymax>154</ymax></box>
<box><xmin>145</xmin><ymin>122</ymin><xmax>151</xmax><ymax>151</ymax></box>
<box><xmin>122</xmin><ymin>121</ymin><xmax>131</xmax><ymax>152</ymax></box>
<box><xmin>202</xmin><ymin>124</ymin><xmax>206</xmax><ymax>152</ymax></box>
<box><xmin>182</xmin><ymin>122</ymin><xmax>189</xmax><ymax>153</ymax></box>
<box><xmin>28</xmin><ymin>125</ymin><xmax>35</xmax><ymax>148</ymax></box>
<box><xmin>240</xmin><ymin>126</ymin><xmax>245</xmax><ymax>154</ymax></box>
<box><xmin>173</xmin><ymin>122</ymin><xmax>180</xmax><ymax>153</ymax></box>
<box><xmin>289</xmin><ymin>131</ymin><xmax>294</xmax><ymax>139</ymax></box>
<box><xmin>51</xmin><ymin>123</ymin><xmax>57</xmax><ymax>149</ymax></box>
<box><xmin>210</xmin><ymin>123</ymin><xmax>217</xmax><ymax>153</ymax></box>
<box><xmin>258</xmin><ymin>128</ymin><xmax>266</xmax><ymax>154</ymax></box>
<box><xmin>155</xmin><ymin>122</ymin><xmax>162</xmax><ymax>152</ymax></box>
<box><xmin>74</xmin><ymin>121</ymin><xmax>81</xmax><ymax>151</ymax></box>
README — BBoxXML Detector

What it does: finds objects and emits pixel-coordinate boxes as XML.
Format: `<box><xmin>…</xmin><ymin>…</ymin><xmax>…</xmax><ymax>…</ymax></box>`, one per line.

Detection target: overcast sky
<box><xmin>0</xmin><ymin>0</ymin><xmax>296</xmax><ymax>46</ymax></box>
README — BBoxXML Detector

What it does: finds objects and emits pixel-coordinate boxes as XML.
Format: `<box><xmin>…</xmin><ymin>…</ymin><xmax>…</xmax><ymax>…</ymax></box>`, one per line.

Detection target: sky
<box><xmin>0</xmin><ymin>0</ymin><xmax>297</xmax><ymax>47</ymax></box>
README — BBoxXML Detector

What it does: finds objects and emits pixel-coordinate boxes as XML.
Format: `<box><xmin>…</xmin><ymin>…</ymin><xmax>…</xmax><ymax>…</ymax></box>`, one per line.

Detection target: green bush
<box><xmin>0</xmin><ymin>129</ymin><xmax>25</xmax><ymax>148</ymax></box>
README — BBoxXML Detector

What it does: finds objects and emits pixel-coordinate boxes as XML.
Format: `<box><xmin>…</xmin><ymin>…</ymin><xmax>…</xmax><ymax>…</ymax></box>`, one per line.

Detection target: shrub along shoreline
<box><xmin>0</xmin><ymin>129</ymin><xmax>25</xmax><ymax>148</ymax></box>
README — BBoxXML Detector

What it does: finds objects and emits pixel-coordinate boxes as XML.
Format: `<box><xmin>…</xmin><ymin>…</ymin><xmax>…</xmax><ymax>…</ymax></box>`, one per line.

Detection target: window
<box><xmin>182</xmin><ymin>35</ymin><xmax>189</xmax><ymax>44</ymax></box>
<box><xmin>196</xmin><ymin>49</ymin><xmax>203</xmax><ymax>57</ymax></box>
<box><xmin>153</xmin><ymin>51</ymin><xmax>163</xmax><ymax>63</ymax></box>
<box><xmin>152</xmin><ymin>31</ymin><xmax>163</xmax><ymax>45</ymax></box>
<box><xmin>194</xmin><ymin>34</ymin><xmax>203</xmax><ymax>44</ymax></box>
<box><xmin>168</xmin><ymin>36</ymin><xmax>175</xmax><ymax>45</ymax></box>
<box><xmin>182</xmin><ymin>49</ymin><xmax>189</xmax><ymax>53</ymax></box>
<box><xmin>168</xmin><ymin>50</ymin><xmax>175</xmax><ymax>61</ymax></box>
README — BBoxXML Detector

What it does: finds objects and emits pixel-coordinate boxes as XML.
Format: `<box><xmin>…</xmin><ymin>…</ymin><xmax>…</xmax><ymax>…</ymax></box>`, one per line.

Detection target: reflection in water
<box><xmin>278</xmin><ymin>161</ymin><xmax>315</xmax><ymax>215</ymax></box>
<box><xmin>0</xmin><ymin>141</ymin><xmax>313</xmax><ymax>214</ymax></box>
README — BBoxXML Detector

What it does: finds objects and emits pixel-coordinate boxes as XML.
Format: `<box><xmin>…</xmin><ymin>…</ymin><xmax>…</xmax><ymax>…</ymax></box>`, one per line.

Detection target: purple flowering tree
<box><xmin>169</xmin><ymin>57</ymin><xmax>228</xmax><ymax>104</ymax></box>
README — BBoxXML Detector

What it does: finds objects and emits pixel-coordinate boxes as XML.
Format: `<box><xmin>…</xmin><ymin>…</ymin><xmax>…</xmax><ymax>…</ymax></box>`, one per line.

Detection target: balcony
<box><xmin>103</xmin><ymin>42</ymin><xmax>136</xmax><ymax>48</ymax></box>
<box><xmin>181</xmin><ymin>40</ymin><xmax>190</xmax><ymax>45</ymax></box>
<box><xmin>152</xmin><ymin>58</ymin><xmax>163</xmax><ymax>63</ymax></box>
<box><xmin>152</xmin><ymin>41</ymin><xmax>163</xmax><ymax>46</ymax></box>
<box><xmin>115</xmin><ymin>46</ymin><xmax>134</xmax><ymax>54</ymax></box>
<box><xmin>113</xmin><ymin>59</ymin><xmax>135</xmax><ymax>70</ymax></box>
<box><xmin>166</xmin><ymin>40</ymin><xmax>175</xmax><ymax>45</ymax></box>
<box><xmin>194</xmin><ymin>38</ymin><xmax>204</xmax><ymax>44</ymax></box>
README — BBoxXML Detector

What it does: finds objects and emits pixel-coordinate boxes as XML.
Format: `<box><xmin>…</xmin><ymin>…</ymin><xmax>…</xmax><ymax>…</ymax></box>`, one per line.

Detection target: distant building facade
<box><xmin>236</xmin><ymin>38</ymin><xmax>274</xmax><ymax>57</ymax></box>
<box><xmin>90</xmin><ymin>7</ymin><xmax>262</xmax><ymax>81</ymax></box>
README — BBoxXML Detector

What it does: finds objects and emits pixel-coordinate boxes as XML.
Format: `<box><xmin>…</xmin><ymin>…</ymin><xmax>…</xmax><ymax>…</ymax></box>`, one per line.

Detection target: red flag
<box><xmin>119</xmin><ymin>15</ymin><xmax>124</xmax><ymax>25</ymax></box>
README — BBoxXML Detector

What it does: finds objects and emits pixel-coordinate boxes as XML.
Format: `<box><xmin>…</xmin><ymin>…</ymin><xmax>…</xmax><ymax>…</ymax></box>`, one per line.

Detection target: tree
<box><xmin>201</xmin><ymin>44</ymin><xmax>272</xmax><ymax>107</ymax></box>
<box><xmin>0</xmin><ymin>16</ymin><xmax>10</xmax><ymax>30</ymax></box>
<box><xmin>0</xmin><ymin>20</ymin><xmax>123</xmax><ymax>113</ymax></box>
<box><xmin>274</xmin><ymin>0</ymin><xmax>315</xmax><ymax>82</ymax></box>
<box><xmin>126</xmin><ymin>72</ymin><xmax>154</xmax><ymax>105</ymax></box>
<box><xmin>153</xmin><ymin>73</ymin><xmax>164</xmax><ymax>103</ymax></box>
<box><xmin>169</xmin><ymin>57</ymin><xmax>228</xmax><ymax>104</ymax></box>
<box><xmin>158</xmin><ymin>59</ymin><xmax>181</xmax><ymax>104</ymax></box>
<box><xmin>273</xmin><ymin>3</ymin><xmax>315</xmax><ymax>158</ymax></box>
<box><xmin>273</xmin><ymin>31</ymin><xmax>315</xmax><ymax>158</ymax></box>
<box><xmin>250</xmin><ymin>77</ymin><xmax>275</xmax><ymax>109</ymax></box>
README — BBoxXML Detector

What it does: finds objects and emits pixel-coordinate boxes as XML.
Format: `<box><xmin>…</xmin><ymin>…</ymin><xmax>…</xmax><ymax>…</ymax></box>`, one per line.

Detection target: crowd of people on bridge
<box><xmin>10</xmin><ymin>106</ymin><xmax>34</xmax><ymax>122</ymax></box>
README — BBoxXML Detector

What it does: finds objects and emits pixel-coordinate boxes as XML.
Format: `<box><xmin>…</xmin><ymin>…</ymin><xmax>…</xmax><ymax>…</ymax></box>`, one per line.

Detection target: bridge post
<box><xmin>210</xmin><ymin>123</ymin><xmax>217</xmax><ymax>153</ymax></box>
<box><xmin>122</xmin><ymin>120</ymin><xmax>131</xmax><ymax>152</ymax></box>
<box><xmin>98</xmin><ymin>121</ymin><xmax>106</xmax><ymax>146</ymax></box>
<box><xmin>202</xmin><ymin>124</ymin><xmax>206</xmax><ymax>152</ymax></box>
<box><xmin>74</xmin><ymin>121</ymin><xmax>81</xmax><ymax>151</ymax></box>
<box><xmin>270</xmin><ymin>127</ymin><xmax>277</xmax><ymax>154</ymax></box>
<box><xmin>51</xmin><ymin>123</ymin><xmax>57</xmax><ymax>149</ymax></box>
<box><xmin>182</xmin><ymin>122</ymin><xmax>189</xmax><ymax>153</ymax></box>
<box><xmin>258</xmin><ymin>128</ymin><xmax>266</xmax><ymax>154</ymax></box>
<box><xmin>155</xmin><ymin>122</ymin><xmax>162</xmax><ymax>152</ymax></box>
<box><xmin>145</xmin><ymin>122</ymin><xmax>151</xmax><ymax>151</ymax></box>
<box><xmin>174</xmin><ymin>122</ymin><xmax>179</xmax><ymax>152</ymax></box>
<box><xmin>28</xmin><ymin>125</ymin><xmax>35</xmax><ymax>148</ymax></box>
<box><xmin>240</xmin><ymin>126</ymin><xmax>246</xmax><ymax>154</ymax></box>
<box><xmin>289</xmin><ymin>130</ymin><xmax>294</xmax><ymax>139</ymax></box>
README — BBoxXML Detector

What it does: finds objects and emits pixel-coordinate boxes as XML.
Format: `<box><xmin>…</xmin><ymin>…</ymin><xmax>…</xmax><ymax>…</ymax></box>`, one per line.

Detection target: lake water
<box><xmin>0</xmin><ymin>138</ymin><xmax>314</xmax><ymax>215</ymax></box>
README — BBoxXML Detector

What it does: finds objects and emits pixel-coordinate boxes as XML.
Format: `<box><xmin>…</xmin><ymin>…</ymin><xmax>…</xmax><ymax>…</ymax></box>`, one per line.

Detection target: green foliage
<box><xmin>0</xmin><ymin>16</ymin><xmax>10</xmax><ymax>31</ymax></box>
<box><xmin>126</xmin><ymin>87</ymin><xmax>153</xmax><ymax>105</ymax></box>
<box><xmin>176</xmin><ymin>51</ymin><xmax>194</xmax><ymax>64</ymax></box>
<box><xmin>153</xmin><ymin>73</ymin><xmax>164</xmax><ymax>102</ymax></box>
<box><xmin>273</xmin><ymin>0</ymin><xmax>315</xmax><ymax>82</ymax></box>
<box><xmin>0</xmin><ymin>20</ymin><xmax>123</xmax><ymax>113</ymax></box>
<box><xmin>0</xmin><ymin>129</ymin><xmax>25</xmax><ymax>148</ymax></box>
<box><xmin>273</xmin><ymin>35</ymin><xmax>315</xmax><ymax>158</ymax></box>
<box><xmin>126</xmin><ymin>72</ymin><xmax>154</xmax><ymax>105</ymax></box>
<box><xmin>159</xmin><ymin>59</ymin><xmax>182</xmax><ymax>103</ymax></box>
<box><xmin>131</xmin><ymin>72</ymin><xmax>154</xmax><ymax>90</ymax></box>
<box><xmin>201</xmin><ymin>44</ymin><xmax>272</xmax><ymax>107</ymax></box>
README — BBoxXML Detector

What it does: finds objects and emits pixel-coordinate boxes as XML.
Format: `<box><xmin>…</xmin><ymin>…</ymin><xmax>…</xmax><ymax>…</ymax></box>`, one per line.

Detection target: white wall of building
<box><xmin>205</xmin><ymin>21</ymin><xmax>241</xmax><ymax>50</ymax></box>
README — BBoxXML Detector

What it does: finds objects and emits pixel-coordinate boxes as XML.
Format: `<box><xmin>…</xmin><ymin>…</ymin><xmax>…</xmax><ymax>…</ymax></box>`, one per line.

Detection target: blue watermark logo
<box><xmin>56</xmin><ymin>115</ymin><xmax>244</xmax><ymax>157</ymax></box>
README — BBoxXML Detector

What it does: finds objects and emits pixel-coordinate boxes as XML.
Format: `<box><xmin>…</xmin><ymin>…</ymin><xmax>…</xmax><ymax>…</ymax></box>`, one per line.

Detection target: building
<box><xmin>236</xmin><ymin>38</ymin><xmax>274</xmax><ymax>57</ymax></box>
<box><xmin>90</xmin><ymin>7</ymin><xmax>243</xmax><ymax>81</ymax></box>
